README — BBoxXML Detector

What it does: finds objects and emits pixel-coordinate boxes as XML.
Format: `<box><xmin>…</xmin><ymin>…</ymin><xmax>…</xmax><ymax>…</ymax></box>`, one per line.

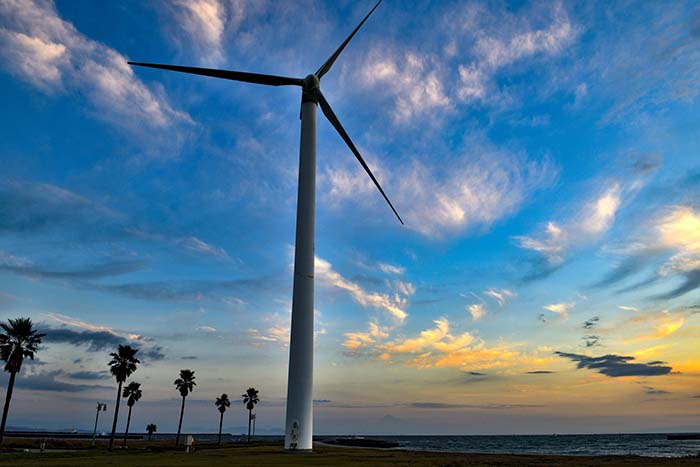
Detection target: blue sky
<box><xmin>0</xmin><ymin>0</ymin><xmax>699</xmax><ymax>435</ymax></box>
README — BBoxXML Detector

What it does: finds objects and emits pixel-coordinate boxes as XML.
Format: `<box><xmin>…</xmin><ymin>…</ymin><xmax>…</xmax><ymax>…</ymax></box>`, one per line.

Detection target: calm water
<box><xmin>364</xmin><ymin>434</ymin><xmax>700</xmax><ymax>458</ymax></box>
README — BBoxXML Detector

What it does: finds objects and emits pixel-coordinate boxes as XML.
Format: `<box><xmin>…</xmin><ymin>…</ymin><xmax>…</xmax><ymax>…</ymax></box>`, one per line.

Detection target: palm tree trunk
<box><xmin>218</xmin><ymin>411</ymin><xmax>223</xmax><ymax>444</ymax></box>
<box><xmin>0</xmin><ymin>371</ymin><xmax>17</xmax><ymax>444</ymax></box>
<box><xmin>176</xmin><ymin>396</ymin><xmax>186</xmax><ymax>446</ymax></box>
<box><xmin>108</xmin><ymin>380</ymin><xmax>123</xmax><ymax>450</ymax></box>
<box><xmin>247</xmin><ymin>409</ymin><xmax>252</xmax><ymax>443</ymax></box>
<box><xmin>122</xmin><ymin>405</ymin><xmax>132</xmax><ymax>447</ymax></box>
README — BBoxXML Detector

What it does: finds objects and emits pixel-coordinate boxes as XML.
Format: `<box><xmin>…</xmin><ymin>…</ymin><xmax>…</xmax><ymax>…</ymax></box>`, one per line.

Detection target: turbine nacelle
<box><xmin>301</xmin><ymin>74</ymin><xmax>321</xmax><ymax>104</ymax></box>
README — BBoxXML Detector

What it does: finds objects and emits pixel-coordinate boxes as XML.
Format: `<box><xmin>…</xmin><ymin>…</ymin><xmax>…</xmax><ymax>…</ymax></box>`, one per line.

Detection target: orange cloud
<box><xmin>344</xmin><ymin>317</ymin><xmax>528</xmax><ymax>372</ymax></box>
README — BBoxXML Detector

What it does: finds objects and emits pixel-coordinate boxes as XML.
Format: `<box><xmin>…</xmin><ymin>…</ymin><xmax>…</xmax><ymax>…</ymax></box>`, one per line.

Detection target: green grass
<box><xmin>0</xmin><ymin>442</ymin><xmax>699</xmax><ymax>467</ymax></box>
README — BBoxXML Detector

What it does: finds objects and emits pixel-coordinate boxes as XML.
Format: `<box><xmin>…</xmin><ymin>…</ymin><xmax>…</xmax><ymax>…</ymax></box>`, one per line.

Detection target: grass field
<box><xmin>0</xmin><ymin>441</ymin><xmax>699</xmax><ymax>467</ymax></box>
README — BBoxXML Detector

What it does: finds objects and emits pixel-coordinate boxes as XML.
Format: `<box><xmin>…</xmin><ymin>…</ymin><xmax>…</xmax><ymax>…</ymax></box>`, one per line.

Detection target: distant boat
<box><xmin>667</xmin><ymin>434</ymin><xmax>700</xmax><ymax>440</ymax></box>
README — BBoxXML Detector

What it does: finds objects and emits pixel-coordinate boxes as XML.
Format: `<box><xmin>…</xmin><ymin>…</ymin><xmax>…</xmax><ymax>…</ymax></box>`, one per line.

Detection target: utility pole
<box><xmin>252</xmin><ymin>412</ymin><xmax>256</xmax><ymax>438</ymax></box>
<box><xmin>92</xmin><ymin>402</ymin><xmax>107</xmax><ymax>446</ymax></box>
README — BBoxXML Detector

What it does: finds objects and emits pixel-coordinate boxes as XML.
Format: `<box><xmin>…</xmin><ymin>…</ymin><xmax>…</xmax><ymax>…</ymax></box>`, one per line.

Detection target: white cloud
<box><xmin>398</xmin><ymin>150</ymin><xmax>553</xmax><ymax>238</ymax></box>
<box><xmin>515</xmin><ymin>183</ymin><xmax>622</xmax><ymax>264</ymax></box>
<box><xmin>618</xmin><ymin>305</ymin><xmax>639</xmax><ymax>312</ymax></box>
<box><xmin>378</xmin><ymin>262</ymin><xmax>405</xmax><ymax>275</ymax></box>
<box><xmin>315</xmin><ymin>256</ymin><xmax>412</xmax><ymax>322</ymax></box>
<box><xmin>473</xmin><ymin>4</ymin><xmax>576</xmax><ymax>69</ymax></box>
<box><xmin>0</xmin><ymin>0</ymin><xmax>191</xmax><ymax>133</ymax></box>
<box><xmin>457</xmin><ymin>64</ymin><xmax>486</xmax><ymax>101</ymax></box>
<box><xmin>483</xmin><ymin>288</ymin><xmax>515</xmax><ymax>306</ymax></box>
<box><xmin>456</xmin><ymin>2</ymin><xmax>579</xmax><ymax>105</ymax></box>
<box><xmin>45</xmin><ymin>312</ymin><xmax>114</xmax><ymax>333</ymax></box>
<box><xmin>543</xmin><ymin>302</ymin><xmax>575</xmax><ymax>318</ymax></box>
<box><xmin>582</xmin><ymin>184</ymin><xmax>622</xmax><ymax>235</ymax></box>
<box><xmin>167</xmin><ymin>0</ymin><xmax>247</xmax><ymax>66</ymax></box>
<box><xmin>178</xmin><ymin>236</ymin><xmax>230</xmax><ymax>260</ymax></box>
<box><xmin>359</xmin><ymin>50</ymin><xmax>450</xmax><ymax>123</ymax></box>
<box><xmin>324</xmin><ymin>140</ymin><xmax>554</xmax><ymax>238</ymax></box>
<box><xmin>247</xmin><ymin>326</ymin><xmax>289</xmax><ymax>346</ymax></box>
<box><xmin>0</xmin><ymin>30</ymin><xmax>67</xmax><ymax>92</ymax></box>
<box><xmin>197</xmin><ymin>325</ymin><xmax>217</xmax><ymax>333</ymax></box>
<box><xmin>353</xmin><ymin>3</ymin><xmax>578</xmax><ymax>121</ymax></box>
<box><xmin>325</xmin><ymin>165</ymin><xmax>375</xmax><ymax>204</ymax></box>
<box><xmin>467</xmin><ymin>303</ymin><xmax>487</xmax><ymax>321</ymax></box>
<box><xmin>655</xmin><ymin>206</ymin><xmax>700</xmax><ymax>276</ymax></box>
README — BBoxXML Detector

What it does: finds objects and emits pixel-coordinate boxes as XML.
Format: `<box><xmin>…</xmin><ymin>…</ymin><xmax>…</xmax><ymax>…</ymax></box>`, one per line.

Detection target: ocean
<box><xmin>243</xmin><ymin>433</ymin><xmax>700</xmax><ymax>458</ymax></box>
<box><xmin>341</xmin><ymin>434</ymin><xmax>700</xmax><ymax>458</ymax></box>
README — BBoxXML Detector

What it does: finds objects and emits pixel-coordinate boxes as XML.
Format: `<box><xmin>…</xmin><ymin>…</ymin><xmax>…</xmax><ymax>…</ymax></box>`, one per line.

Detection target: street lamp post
<box><xmin>92</xmin><ymin>402</ymin><xmax>107</xmax><ymax>446</ymax></box>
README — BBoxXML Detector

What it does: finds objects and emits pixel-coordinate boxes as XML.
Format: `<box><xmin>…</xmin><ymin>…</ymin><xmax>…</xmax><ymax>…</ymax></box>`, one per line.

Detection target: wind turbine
<box><xmin>129</xmin><ymin>0</ymin><xmax>401</xmax><ymax>451</ymax></box>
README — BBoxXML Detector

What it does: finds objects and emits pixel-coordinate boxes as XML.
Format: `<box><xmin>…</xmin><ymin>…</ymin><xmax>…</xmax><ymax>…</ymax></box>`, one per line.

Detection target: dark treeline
<box><xmin>0</xmin><ymin>317</ymin><xmax>261</xmax><ymax>447</ymax></box>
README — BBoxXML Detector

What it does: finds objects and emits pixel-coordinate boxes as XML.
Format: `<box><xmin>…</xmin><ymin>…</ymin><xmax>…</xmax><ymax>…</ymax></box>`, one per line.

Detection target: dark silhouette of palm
<box><xmin>174</xmin><ymin>369</ymin><xmax>196</xmax><ymax>445</ymax></box>
<box><xmin>242</xmin><ymin>387</ymin><xmax>259</xmax><ymax>443</ymax></box>
<box><xmin>107</xmin><ymin>345</ymin><xmax>140</xmax><ymax>450</ymax></box>
<box><xmin>146</xmin><ymin>423</ymin><xmax>157</xmax><ymax>441</ymax></box>
<box><xmin>0</xmin><ymin>317</ymin><xmax>45</xmax><ymax>444</ymax></box>
<box><xmin>122</xmin><ymin>381</ymin><xmax>142</xmax><ymax>447</ymax></box>
<box><xmin>215</xmin><ymin>393</ymin><xmax>231</xmax><ymax>444</ymax></box>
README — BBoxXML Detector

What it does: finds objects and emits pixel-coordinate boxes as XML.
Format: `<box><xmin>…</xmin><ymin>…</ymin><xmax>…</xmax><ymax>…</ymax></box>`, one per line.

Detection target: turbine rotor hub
<box><xmin>302</xmin><ymin>74</ymin><xmax>320</xmax><ymax>103</ymax></box>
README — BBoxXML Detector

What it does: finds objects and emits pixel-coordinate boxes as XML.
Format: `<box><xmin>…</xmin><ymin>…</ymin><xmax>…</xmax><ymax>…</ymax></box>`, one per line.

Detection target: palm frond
<box><xmin>0</xmin><ymin>317</ymin><xmax>45</xmax><ymax>373</ymax></box>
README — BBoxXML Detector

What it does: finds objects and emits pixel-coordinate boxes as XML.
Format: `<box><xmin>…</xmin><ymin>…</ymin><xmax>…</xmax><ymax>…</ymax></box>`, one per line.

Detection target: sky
<box><xmin>0</xmin><ymin>0</ymin><xmax>699</xmax><ymax>436</ymax></box>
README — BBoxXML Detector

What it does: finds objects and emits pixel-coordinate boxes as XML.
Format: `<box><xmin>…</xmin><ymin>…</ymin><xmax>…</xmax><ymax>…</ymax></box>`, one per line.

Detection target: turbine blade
<box><xmin>128</xmin><ymin>62</ymin><xmax>303</xmax><ymax>87</ymax></box>
<box><xmin>317</xmin><ymin>91</ymin><xmax>403</xmax><ymax>225</ymax></box>
<box><xmin>315</xmin><ymin>0</ymin><xmax>383</xmax><ymax>79</ymax></box>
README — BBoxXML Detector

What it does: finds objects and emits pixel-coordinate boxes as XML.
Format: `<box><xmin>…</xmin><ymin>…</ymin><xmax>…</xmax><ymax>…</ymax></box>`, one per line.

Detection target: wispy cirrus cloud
<box><xmin>515</xmin><ymin>183</ymin><xmax>623</xmax><ymax>266</ymax></box>
<box><xmin>316</xmin><ymin>256</ymin><xmax>413</xmax><ymax>322</ymax></box>
<box><xmin>457</xmin><ymin>2</ymin><xmax>578</xmax><ymax>103</ymax></box>
<box><xmin>0</xmin><ymin>0</ymin><xmax>191</xmax><ymax>134</ymax></box>
<box><xmin>595</xmin><ymin>205</ymin><xmax>700</xmax><ymax>299</ymax></box>
<box><xmin>467</xmin><ymin>303</ymin><xmax>487</xmax><ymax>321</ymax></box>
<box><xmin>13</xmin><ymin>370</ymin><xmax>112</xmax><ymax>392</ymax></box>
<box><xmin>323</xmin><ymin>139</ymin><xmax>555</xmax><ymax>238</ymax></box>
<box><xmin>358</xmin><ymin>48</ymin><xmax>450</xmax><ymax>123</ymax></box>
<box><xmin>483</xmin><ymin>288</ymin><xmax>515</xmax><ymax>306</ymax></box>
<box><xmin>378</xmin><ymin>262</ymin><xmax>405</xmax><ymax>275</ymax></box>
<box><xmin>543</xmin><ymin>302</ymin><xmax>575</xmax><ymax>319</ymax></box>
<box><xmin>165</xmin><ymin>0</ymin><xmax>248</xmax><ymax>66</ymax></box>
<box><xmin>353</xmin><ymin>2</ymin><xmax>579</xmax><ymax>121</ymax></box>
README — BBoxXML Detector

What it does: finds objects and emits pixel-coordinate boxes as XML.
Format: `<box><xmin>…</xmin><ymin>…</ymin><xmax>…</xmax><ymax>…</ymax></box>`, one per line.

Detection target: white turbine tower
<box><xmin>129</xmin><ymin>0</ymin><xmax>401</xmax><ymax>452</ymax></box>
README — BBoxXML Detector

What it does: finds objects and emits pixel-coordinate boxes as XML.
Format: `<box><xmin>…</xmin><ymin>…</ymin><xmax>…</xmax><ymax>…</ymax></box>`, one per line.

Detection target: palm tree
<box><xmin>107</xmin><ymin>345</ymin><xmax>140</xmax><ymax>450</ymax></box>
<box><xmin>242</xmin><ymin>387</ymin><xmax>259</xmax><ymax>443</ymax></box>
<box><xmin>146</xmin><ymin>423</ymin><xmax>157</xmax><ymax>441</ymax></box>
<box><xmin>0</xmin><ymin>317</ymin><xmax>45</xmax><ymax>444</ymax></box>
<box><xmin>215</xmin><ymin>393</ymin><xmax>231</xmax><ymax>444</ymax></box>
<box><xmin>174</xmin><ymin>369</ymin><xmax>196</xmax><ymax>446</ymax></box>
<box><xmin>122</xmin><ymin>381</ymin><xmax>142</xmax><ymax>447</ymax></box>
